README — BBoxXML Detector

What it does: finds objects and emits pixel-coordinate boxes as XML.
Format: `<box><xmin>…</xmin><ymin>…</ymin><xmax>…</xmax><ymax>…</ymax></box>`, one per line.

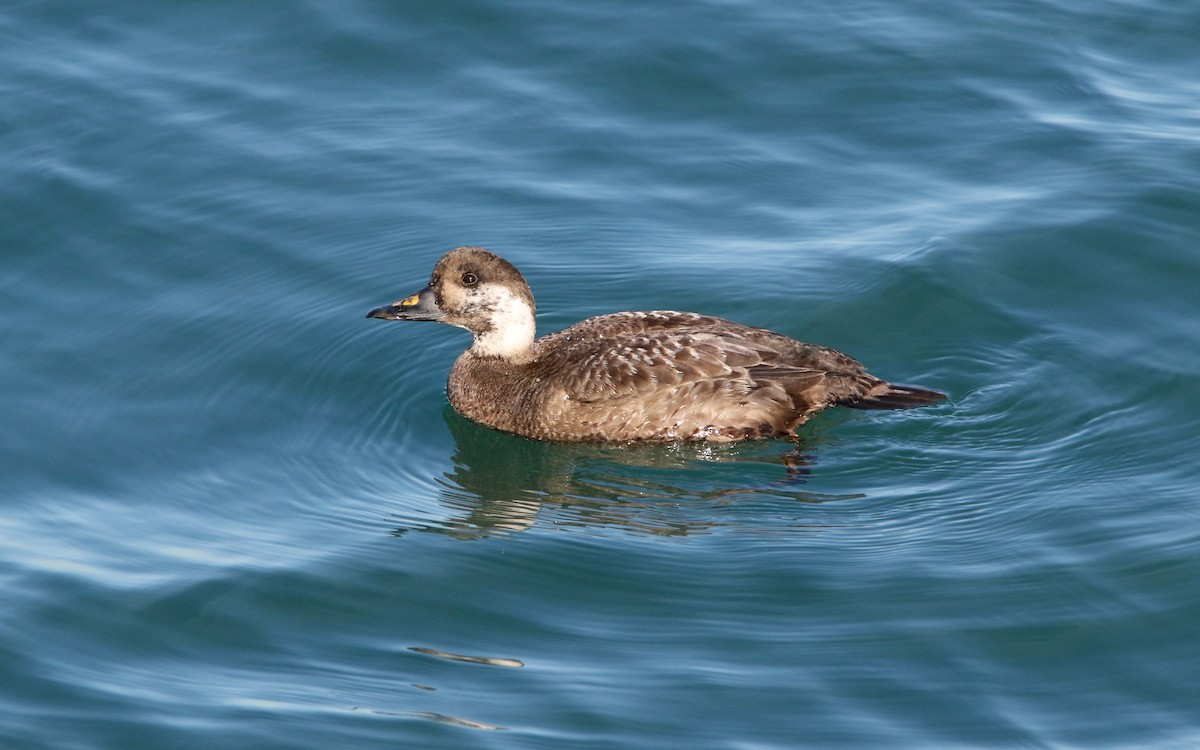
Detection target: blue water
<box><xmin>3</xmin><ymin>1</ymin><xmax>1199</xmax><ymax>747</ymax></box>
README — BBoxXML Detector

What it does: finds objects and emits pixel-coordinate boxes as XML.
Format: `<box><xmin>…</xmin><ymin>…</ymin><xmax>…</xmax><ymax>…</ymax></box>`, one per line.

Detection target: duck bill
<box><xmin>365</xmin><ymin>285</ymin><xmax>444</xmax><ymax>321</ymax></box>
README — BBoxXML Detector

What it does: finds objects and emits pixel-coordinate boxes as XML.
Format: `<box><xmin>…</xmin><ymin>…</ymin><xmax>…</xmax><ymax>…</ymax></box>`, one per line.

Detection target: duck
<box><xmin>367</xmin><ymin>247</ymin><xmax>946</xmax><ymax>443</ymax></box>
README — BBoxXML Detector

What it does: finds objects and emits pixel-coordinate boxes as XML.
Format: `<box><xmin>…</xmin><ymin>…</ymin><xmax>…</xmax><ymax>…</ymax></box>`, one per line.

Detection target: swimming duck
<box><xmin>367</xmin><ymin>247</ymin><xmax>945</xmax><ymax>442</ymax></box>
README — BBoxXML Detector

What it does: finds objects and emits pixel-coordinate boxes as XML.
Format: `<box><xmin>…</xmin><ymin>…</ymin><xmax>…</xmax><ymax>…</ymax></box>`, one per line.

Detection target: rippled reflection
<box><xmin>409</xmin><ymin>647</ymin><xmax>524</xmax><ymax>668</ymax></box>
<box><xmin>357</xmin><ymin>707</ymin><xmax>506</xmax><ymax>731</ymax></box>
<box><xmin>393</xmin><ymin>409</ymin><xmax>863</xmax><ymax>539</ymax></box>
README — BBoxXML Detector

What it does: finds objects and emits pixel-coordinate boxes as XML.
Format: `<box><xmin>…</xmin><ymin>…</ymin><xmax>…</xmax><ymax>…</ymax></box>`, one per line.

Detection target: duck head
<box><xmin>367</xmin><ymin>247</ymin><xmax>537</xmax><ymax>360</ymax></box>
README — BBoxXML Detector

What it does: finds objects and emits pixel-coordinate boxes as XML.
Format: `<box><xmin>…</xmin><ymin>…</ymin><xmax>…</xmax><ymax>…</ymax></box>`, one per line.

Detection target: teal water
<box><xmin>4</xmin><ymin>1</ymin><xmax>1199</xmax><ymax>747</ymax></box>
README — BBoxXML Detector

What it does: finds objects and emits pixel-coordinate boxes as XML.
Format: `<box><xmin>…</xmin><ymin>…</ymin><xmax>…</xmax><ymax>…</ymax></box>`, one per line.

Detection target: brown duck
<box><xmin>367</xmin><ymin>247</ymin><xmax>946</xmax><ymax>442</ymax></box>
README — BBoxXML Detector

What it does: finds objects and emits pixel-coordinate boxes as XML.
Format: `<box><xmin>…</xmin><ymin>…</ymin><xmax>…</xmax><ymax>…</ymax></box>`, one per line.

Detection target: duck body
<box><xmin>368</xmin><ymin>247</ymin><xmax>945</xmax><ymax>443</ymax></box>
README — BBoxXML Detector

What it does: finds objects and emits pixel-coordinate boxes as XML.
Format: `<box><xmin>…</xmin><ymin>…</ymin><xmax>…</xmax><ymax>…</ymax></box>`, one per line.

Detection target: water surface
<box><xmin>3</xmin><ymin>0</ymin><xmax>1199</xmax><ymax>747</ymax></box>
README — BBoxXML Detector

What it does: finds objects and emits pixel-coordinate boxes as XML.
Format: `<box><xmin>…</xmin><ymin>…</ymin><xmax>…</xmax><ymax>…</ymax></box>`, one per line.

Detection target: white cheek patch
<box><xmin>469</xmin><ymin>286</ymin><xmax>536</xmax><ymax>358</ymax></box>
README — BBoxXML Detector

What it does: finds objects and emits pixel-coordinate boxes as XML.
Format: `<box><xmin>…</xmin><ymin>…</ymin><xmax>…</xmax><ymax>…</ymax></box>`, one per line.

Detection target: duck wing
<box><xmin>535</xmin><ymin>311</ymin><xmax>838</xmax><ymax>406</ymax></box>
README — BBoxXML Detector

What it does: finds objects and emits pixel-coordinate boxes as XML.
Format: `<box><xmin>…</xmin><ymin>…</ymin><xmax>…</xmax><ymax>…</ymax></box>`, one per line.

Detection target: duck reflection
<box><xmin>396</xmin><ymin>408</ymin><xmax>863</xmax><ymax>539</ymax></box>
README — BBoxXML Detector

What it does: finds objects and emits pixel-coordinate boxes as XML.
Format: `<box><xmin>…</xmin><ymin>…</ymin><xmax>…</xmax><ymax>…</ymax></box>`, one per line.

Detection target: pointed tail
<box><xmin>845</xmin><ymin>382</ymin><xmax>947</xmax><ymax>410</ymax></box>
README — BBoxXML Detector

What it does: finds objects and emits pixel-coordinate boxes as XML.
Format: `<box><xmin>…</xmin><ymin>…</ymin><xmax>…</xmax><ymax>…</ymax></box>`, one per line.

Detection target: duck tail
<box><xmin>845</xmin><ymin>382</ymin><xmax>947</xmax><ymax>410</ymax></box>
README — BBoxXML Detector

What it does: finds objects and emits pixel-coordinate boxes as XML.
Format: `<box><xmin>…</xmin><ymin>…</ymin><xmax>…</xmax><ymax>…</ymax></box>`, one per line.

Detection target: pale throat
<box><xmin>469</xmin><ymin>287</ymin><xmax>536</xmax><ymax>359</ymax></box>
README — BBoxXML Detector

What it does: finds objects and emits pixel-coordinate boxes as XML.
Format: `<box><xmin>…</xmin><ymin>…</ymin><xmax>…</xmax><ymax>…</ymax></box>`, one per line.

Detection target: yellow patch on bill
<box><xmin>401</xmin><ymin>293</ymin><xmax>420</xmax><ymax>307</ymax></box>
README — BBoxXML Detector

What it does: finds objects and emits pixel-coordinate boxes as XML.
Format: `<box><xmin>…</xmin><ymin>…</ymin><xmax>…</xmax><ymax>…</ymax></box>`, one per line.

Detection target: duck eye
<box><xmin>461</xmin><ymin>272</ymin><xmax>479</xmax><ymax>286</ymax></box>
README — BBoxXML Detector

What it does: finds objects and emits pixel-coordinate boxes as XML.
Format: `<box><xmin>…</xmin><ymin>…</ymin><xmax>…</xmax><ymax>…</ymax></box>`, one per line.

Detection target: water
<box><xmin>3</xmin><ymin>0</ymin><xmax>1199</xmax><ymax>747</ymax></box>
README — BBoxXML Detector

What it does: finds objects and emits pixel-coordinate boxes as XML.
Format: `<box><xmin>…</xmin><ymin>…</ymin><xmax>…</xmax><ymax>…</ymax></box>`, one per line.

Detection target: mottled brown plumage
<box><xmin>367</xmin><ymin>247</ymin><xmax>945</xmax><ymax>442</ymax></box>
